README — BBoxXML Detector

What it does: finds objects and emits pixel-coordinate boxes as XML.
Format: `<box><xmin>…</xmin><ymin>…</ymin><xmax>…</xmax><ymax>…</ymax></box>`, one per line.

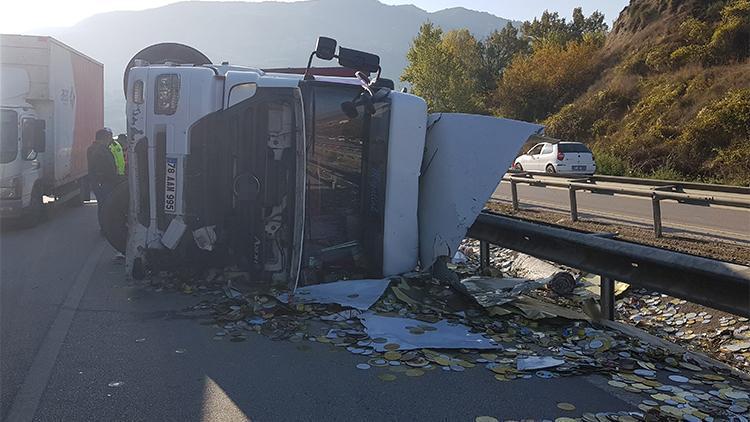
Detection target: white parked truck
<box><xmin>106</xmin><ymin>38</ymin><xmax>542</xmax><ymax>286</ymax></box>
<box><xmin>0</xmin><ymin>34</ymin><xmax>104</xmax><ymax>224</ymax></box>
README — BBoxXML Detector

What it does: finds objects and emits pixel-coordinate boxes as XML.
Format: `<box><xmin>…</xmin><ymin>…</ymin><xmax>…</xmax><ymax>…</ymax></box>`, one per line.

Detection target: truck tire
<box><xmin>100</xmin><ymin>181</ymin><xmax>129</xmax><ymax>254</ymax></box>
<box><xmin>20</xmin><ymin>184</ymin><xmax>45</xmax><ymax>228</ymax></box>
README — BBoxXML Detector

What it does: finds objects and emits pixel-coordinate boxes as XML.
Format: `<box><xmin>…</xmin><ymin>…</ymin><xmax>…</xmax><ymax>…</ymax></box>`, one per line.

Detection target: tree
<box><xmin>479</xmin><ymin>22</ymin><xmax>530</xmax><ymax>92</ymax></box>
<box><xmin>494</xmin><ymin>38</ymin><xmax>604</xmax><ymax>122</ymax></box>
<box><xmin>401</xmin><ymin>23</ymin><xmax>484</xmax><ymax>113</ymax></box>
<box><xmin>521</xmin><ymin>8</ymin><xmax>609</xmax><ymax>47</ymax></box>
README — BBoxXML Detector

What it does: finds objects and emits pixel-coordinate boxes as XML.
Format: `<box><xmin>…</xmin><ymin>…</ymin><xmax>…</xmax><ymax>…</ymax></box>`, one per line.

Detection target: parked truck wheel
<box><xmin>20</xmin><ymin>184</ymin><xmax>45</xmax><ymax>228</ymax></box>
<box><xmin>100</xmin><ymin>181</ymin><xmax>129</xmax><ymax>254</ymax></box>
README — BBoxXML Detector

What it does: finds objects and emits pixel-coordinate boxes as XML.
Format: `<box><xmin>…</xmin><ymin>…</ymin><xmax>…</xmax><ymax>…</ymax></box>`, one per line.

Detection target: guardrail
<box><xmin>468</xmin><ymin>211</ymin><xmax>750</xmax><ymax>318</ymax></box>
<box><xmin>501</xmin><ymin>171</ymin><xmax>750</xmax><ymax>237</ymax></box>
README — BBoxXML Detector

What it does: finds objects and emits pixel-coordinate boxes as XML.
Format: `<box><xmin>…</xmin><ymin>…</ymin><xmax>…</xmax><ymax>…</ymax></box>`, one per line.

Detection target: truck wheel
<box><xmin>100</xmin><ymin>181</ymin><xmax>129</xmax><ymax>254</ymax></box>
<box><xmin>131</xmin><ymin>257</ymin><xmax>146</xmax><ymax>280</ymax></box>
<box><xmin>20</xmin><ymin>184</ymin><xmax>45</xmax><ymax>228</ymax></box>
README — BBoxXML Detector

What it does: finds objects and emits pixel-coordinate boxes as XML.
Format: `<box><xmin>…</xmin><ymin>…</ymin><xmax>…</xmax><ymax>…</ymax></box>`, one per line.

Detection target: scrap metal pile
<box><xmin>145</xmin><ymin>255</ymin><xmax>750</xmax><ymax>421</ymax></box>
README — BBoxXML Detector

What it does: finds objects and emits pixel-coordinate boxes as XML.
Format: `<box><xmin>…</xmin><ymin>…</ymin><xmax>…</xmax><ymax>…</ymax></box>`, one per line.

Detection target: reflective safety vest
<box><xmin>109</xmin><ymin>141</ymin><xmax>125</xmax><ymax>176</ymax></box>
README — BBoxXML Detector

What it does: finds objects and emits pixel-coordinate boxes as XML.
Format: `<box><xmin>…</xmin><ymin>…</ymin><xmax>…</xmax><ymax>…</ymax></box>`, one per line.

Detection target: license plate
<box><xmin>573</xmin><ymin>165</ymin><xmax>586</xmax><ymax>171</ymax></box>
<box><xmin>164</xmin><ymin>157</ymin><xmax>177</xmax><ymax>214</ymax></box>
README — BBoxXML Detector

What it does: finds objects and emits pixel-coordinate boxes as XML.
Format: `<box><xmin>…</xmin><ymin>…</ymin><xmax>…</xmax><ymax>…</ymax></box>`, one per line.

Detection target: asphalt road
<box><xmin>493</xmin><ymin>182</ymin><xmax>750</xmax><ymax>244</ymax></box>
<box><xmin>1</xmin><ymin>205</ymin><xmax>651</xmax><ymax>421</ymax></box>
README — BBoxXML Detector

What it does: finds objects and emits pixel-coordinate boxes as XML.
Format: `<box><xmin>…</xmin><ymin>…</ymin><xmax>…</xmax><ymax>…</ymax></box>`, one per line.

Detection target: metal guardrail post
<box><xmin>480</xmin><ymin>240</ymin><xmax>490</xmax><ymax>271</ymax></box>
<box><xmin>652</xmin><ymin>196</ymin><xmax>663</xmax><ymax>238</ymax></box>
<box><xmin>600</xmin><ymin>276</ymin><xmax>615</xmax><ymax>320</ymax></box>
<box><xmin>510</xmin><ymin>181</ymin><xmax>519</xmax><ymax>211</ymax></box>
<box><xmin>568</xmin><ymin>186</ymin><xmax>578</xmax><ymax>222</ymax></box>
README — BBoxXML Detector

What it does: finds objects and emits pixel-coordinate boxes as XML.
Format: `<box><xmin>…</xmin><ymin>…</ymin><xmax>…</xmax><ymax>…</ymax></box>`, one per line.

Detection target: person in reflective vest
<box><xmin>109</xmin><ymin>135</ymin><xmax>126</xmax><ymax>177</ymax></box>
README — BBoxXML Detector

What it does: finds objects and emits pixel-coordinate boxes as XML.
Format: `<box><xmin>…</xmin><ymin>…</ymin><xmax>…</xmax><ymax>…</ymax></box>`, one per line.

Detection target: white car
<box><xmin>513</xmin><ymin>141</ymin><xmax>596</xmax><ymax>175</ymax></box>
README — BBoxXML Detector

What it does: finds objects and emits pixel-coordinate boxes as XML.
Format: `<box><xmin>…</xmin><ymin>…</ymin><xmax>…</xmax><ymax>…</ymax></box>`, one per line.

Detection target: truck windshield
<box><xmin>1</xmin><ymin>109</ymin><xmax>19</xmax><ymax>164</ymax></box>
<box><xmin>301</xmin><ymin>83</ymin><xmax>390</xmax><ymax>284</ymax></box>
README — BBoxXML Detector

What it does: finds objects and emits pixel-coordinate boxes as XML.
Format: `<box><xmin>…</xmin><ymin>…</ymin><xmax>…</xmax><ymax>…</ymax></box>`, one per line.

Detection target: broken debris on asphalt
<box><xmin>133</xmin><ymin>243</ymin><xmax>750</xmax><ymax>421</ymax></box>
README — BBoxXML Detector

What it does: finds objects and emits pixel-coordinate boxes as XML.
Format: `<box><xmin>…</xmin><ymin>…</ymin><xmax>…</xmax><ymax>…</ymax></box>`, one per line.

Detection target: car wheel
<box><xmin>100</xmin><ymin>181</ymin><xmax>129</xmax><ymax>254</ymax></box>
<box><xmin>514</xmin><ymin>163</ymin><xmax>523</xmax><ymax>171</ymax></box>
<box><xmin>546</xmin><ymin>164</ymin><xmax>556</xmax><ymax>174</ymax></box>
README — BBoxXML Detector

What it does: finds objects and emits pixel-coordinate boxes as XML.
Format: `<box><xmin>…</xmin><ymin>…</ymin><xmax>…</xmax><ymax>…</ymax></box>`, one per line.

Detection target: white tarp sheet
<box><xmin>359</xmin><ymin>312</ymin><xmax>502</xmax><ymax>351</ymax></box>
<box><xmin>277</xmin><ymin>278</ymin><xmax>391</xmax><ymax>310</ymax></box>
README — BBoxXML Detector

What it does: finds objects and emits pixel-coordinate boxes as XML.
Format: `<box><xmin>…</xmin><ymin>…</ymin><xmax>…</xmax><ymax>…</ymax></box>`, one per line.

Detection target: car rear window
<box><xmin>559</xmin><ymin>143</ymin><xmax>591</xmax><ymax>153</ymax></box>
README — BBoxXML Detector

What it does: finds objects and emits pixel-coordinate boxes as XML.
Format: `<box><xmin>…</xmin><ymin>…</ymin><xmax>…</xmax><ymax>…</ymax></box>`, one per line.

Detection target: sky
<box><xmin>1</xmin><ymin>0</ymin><xmax>630</xmax><ymax>34</ymax></box>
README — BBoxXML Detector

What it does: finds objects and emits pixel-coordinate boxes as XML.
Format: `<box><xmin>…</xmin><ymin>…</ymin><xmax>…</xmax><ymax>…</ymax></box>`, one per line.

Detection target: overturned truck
<box><xmin>103</xmin><ymin>37</ymin><xmax>542</xmax><ymax>288</ymax></box>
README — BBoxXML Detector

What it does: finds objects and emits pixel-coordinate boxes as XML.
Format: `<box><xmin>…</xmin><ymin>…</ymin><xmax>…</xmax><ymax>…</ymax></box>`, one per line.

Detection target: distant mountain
<box><xmin>45</xmin><ymin>0</ymin><xmax>514</xmax><ymax>131</ymax></box>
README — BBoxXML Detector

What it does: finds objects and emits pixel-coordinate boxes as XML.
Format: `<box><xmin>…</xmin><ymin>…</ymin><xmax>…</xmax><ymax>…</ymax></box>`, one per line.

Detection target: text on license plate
<box><xmin>573</xmin><ymin>165</ymin><xmax>586</xmax><ymax>171</ymax></box>
<box><xmin>165</xmin><ymin>157</ymin><xmax>177</xmax><ymax>214</ymax></box>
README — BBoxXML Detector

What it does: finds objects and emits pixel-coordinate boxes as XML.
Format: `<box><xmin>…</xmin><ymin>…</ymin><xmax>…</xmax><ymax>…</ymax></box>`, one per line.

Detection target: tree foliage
<box><xmin>493</xmin><ymin>38</ymin><xmax>604</xmax><ymax>122</ymax></box>
<box><xmin>478</xmin><ymin>22</ymin><xmax>530</xmax><ymax>92</ymax></box>
<box><xmin>521</xmin><ymin>8</ymin><xmax>608</xmax><ymax>47</ymax></box>
<box><xmin>401</xmin><ymin>23</ymin><xmax>485</xmax><ymax>113</ymax></box>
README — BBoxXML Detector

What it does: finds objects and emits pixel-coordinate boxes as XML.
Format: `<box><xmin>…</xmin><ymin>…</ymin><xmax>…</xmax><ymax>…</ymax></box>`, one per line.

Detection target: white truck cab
<box><xmin>0</xmin><ymin>103</ymin><xmax>46</xmax><ymax>219</ymax></box>
<box><xmin>112</xmin><ymin>39</ymin><xmax>542</xmax><ymax>288</ymax></box>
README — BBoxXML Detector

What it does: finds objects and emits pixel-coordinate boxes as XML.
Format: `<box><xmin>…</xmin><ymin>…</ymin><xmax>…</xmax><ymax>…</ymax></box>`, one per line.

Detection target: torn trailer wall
<box><xmin>418</xmin><ymin>114</ymin><xmax>543</xmax><ymax>271</ymax></box>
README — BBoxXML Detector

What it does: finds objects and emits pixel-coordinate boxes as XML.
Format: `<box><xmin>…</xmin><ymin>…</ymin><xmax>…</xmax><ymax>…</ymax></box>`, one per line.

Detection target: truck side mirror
<box><xmin>315</xmin><ymin>37</ymin><xmax>337</xmax><ymax>60</ymax></box>
<box><xmin>33</xmin><ymin>119</ymin><xmax>46</xmax><ymax>153</ymax></box>
<box><xmin>337</xmin><ymin>47</ymin><xmax>380</xmax><ymax>74</ymax></box>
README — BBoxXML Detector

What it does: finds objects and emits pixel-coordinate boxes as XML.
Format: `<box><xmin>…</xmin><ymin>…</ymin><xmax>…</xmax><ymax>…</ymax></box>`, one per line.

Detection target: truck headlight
<box><xmin>154</xmin><ymin>74</ymin><xmax>180</xmax><ymax>115</ymax></box>
<box><xmin>0</xmin><ymin>177</ymin><xmax>21</xmax><ymax>199</ymax></box>
<box><xmin>132</xmin><ymin>79</ymin><xmax>144</xmax><ymax>104</ymax></box>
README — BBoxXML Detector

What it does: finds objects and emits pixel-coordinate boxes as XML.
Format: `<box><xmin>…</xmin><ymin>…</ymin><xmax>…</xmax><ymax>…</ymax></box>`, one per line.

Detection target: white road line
<box><xmin>5</xmin><ymin>242</ymin><xmax>106</xmax><ymax>422</ymax></box>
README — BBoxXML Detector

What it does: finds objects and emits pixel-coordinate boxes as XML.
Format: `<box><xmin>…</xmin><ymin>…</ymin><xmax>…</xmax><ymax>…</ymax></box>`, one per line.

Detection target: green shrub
<box><xmin>674</xmin><ymin>88</ymin><xmax>750</xmax><ymax>179</ymax></box>
<box><xmin>592</xmin><ymin>150</ymin><xmax>630</xmax><ymax>176</ymax></box>
<box><xmin>705</xmin><ymin>0</ymin><xmax>750</xmax><ymax>63</ymax></box>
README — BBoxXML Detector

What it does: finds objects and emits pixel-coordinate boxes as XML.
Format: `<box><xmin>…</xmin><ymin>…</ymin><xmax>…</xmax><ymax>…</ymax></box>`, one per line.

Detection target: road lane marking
<box><xmin>5</xmin><ymin>242</ymin><xmax>106</xmax><ymax>422</ymax></box>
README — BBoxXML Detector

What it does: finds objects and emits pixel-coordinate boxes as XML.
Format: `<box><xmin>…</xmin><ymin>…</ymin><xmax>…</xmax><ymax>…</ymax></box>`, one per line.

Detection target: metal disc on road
<box><xmin>378</xmin><ymin>373</ymin><xmax>396</xmax><ymax>381</ymax></box>
<box><xmin>384</xmin><ymin>351</ymin><xmax>402</xmax><ymax>361</ymax></box>
<box><xmin>556</xmin><ymin>402</ymin><xmax>576</xmax><ymax>411</ymax></box>
<box><xmin>405</xmin><ymin>369</ymin><xmax>424</xmax><ymax>377</ymax></box>
<box><xmin>475</xmin><ymin>417</ymin><xmax>499</xmax><ymax>422</ymax></box>
<box><xmin>356</xmin><ymin>363</ymin><xmax>371</xmax><ymax>370</ymax></box>
<box><xmin>668</xmin><ymin>375</ymin><xmax>689</xmax><ymax>383</ymax></box>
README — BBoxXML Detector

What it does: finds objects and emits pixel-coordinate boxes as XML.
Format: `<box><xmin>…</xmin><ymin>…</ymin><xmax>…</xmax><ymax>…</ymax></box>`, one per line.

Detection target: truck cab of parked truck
<box><xmin>116</xmin><ymin>39</ymin><xmax>543</xmax><ymax>288</ymax></box>
<box><xmin>0</xmin><ymin>102</ymin><xmax>47</xmax><ymax>219</ymax></box>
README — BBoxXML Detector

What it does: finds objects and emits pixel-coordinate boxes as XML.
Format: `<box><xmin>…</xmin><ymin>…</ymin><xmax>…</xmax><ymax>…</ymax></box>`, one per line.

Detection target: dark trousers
<box><xmin>92</xmin><ymin>179</ymin><xmax>116</xmax><ymax>229</ymax></box>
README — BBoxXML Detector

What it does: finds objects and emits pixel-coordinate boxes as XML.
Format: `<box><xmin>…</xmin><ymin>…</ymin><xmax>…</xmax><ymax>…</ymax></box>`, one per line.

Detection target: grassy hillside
<box><xmin>403</xmin><ymin>0</ymin><xmax>748</xmax><ymax>185</ymax></box>
<box><xmin>543</xmin><ymin>0</ymin><xmax>750</xmax><ymax>185</ymax></box>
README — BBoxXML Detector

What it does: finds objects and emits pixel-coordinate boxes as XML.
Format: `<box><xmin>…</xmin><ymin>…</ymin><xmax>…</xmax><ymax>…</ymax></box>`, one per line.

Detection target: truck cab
<box><xmin>0</xmin><ymin>101</ymin><xmax>47</xmax><ymax>220</ymax></box>
<box><xmin>116</xmin><ymin>39</ymin><xmax>543</xmax><ymax>288</ymax></box>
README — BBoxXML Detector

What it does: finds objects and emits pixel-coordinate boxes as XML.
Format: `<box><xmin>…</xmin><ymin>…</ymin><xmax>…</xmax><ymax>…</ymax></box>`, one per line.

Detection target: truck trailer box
<box><xmin>1</xmin><ymin>34</ymin><xmax>103</xmax><ymax>188</ymax></box>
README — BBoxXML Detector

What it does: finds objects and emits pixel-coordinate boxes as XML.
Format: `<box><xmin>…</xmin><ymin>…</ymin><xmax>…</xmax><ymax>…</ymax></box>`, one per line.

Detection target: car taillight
<box><xmin>557</xmin><ymin>152</ymin><xmax>565</xmax><ymax>161</ymax></box>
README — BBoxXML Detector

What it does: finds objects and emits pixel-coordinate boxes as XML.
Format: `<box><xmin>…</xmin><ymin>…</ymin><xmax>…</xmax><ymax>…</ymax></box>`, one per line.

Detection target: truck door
<box><xmin>19</xmin><ymin>117</ymin><xmax>44</xmax><ymax>200</ymax></box>
<box><xmin>417</xmin><ymin>113</ymin><xmax>543</xmax><ymax>270</ymax></box>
